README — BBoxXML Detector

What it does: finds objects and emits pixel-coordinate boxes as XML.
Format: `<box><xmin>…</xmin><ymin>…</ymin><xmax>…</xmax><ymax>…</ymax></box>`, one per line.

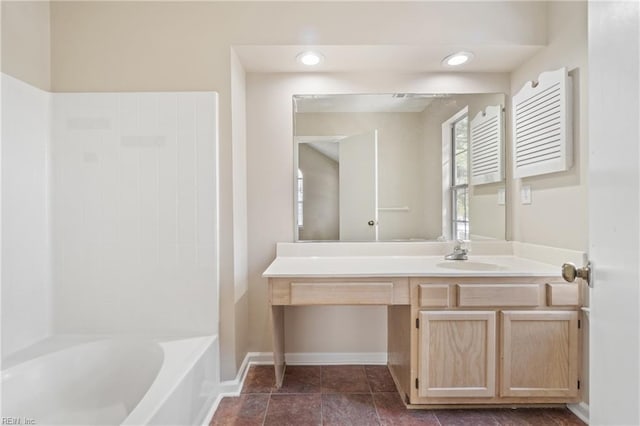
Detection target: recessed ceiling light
<box><xmin>297</xmin><ymin>51</ymin><xmax>324</xmax><ymax>66</ymax></box>
<box><xmin>442</xmin><ymin>51</ymin><xmax>474</xmax><ymax>67</ymax></box>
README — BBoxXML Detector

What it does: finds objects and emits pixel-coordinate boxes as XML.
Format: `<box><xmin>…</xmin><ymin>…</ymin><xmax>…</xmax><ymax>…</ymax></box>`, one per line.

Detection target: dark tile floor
<box><xmin>209</xmin><ymin>365</ymin><xmax>586</xmax><ymax>426</ymax></box>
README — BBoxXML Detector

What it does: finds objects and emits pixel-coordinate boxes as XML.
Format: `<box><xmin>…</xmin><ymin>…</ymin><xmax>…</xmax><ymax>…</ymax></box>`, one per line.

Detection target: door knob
<box><xmin>368</xmin><ymin>220</ymin><xmax>375</xmax><ymax>226</ymax></box>
<box><xmin>562</xmin><ymin>262</ymin><xmax>591</xmax><ymax>286</ymax></box>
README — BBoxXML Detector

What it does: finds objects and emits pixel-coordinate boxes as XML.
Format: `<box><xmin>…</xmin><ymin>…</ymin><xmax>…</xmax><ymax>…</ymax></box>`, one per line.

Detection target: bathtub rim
<box><xmin>124</xmin><ymin>334</ymin><xmax>217</xmax><ymax>425</ymax></box>
<box><xmin>1</xmin><ymin>334</ymin><xmax>218</xmax><ymax>426</ymax></box>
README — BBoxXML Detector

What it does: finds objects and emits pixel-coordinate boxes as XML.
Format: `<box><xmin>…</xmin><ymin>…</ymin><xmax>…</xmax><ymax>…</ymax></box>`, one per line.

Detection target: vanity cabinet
<box><xmin>266</xmin><ymin>271</ymin><xmax>582</xmax><ymax>408</ymax></box>
<box><xmin>393</xmin><ymin>277</ymin><xmax>582</xmax><ymax>406</ymax></box>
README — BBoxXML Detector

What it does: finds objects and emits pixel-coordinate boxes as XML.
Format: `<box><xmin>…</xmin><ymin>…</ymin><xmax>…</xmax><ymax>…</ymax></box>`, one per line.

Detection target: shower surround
<box><xmin>1</xmin><ymin>73</ymin><xmax>220</xmax><ymax>424</ymax></box>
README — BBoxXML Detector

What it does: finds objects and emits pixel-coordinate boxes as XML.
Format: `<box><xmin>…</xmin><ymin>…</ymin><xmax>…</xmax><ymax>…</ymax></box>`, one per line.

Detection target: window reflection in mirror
<box><xmin>452</xmin><ymin>113</ymin><xmax>470</xmax><ymax>240</ymax></box>
<box><xmin>293</xmin><ymin>93</ymin><xmax>506</xmax><ymax>242</ymax></box>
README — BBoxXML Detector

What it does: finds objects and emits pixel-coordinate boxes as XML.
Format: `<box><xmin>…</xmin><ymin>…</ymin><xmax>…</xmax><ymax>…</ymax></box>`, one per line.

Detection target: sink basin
<box><xmin>436</xmin><ymin>261</ymin><xmax>506</xmax><ymax>271</ymax></box>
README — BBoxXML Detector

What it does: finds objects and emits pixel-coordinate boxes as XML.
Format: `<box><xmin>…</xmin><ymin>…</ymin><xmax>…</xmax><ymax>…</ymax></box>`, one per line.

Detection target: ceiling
<box><xmin>234</xmin><ymin>44</ymin><xmax>543</xmax><ymax>73</ymax></box>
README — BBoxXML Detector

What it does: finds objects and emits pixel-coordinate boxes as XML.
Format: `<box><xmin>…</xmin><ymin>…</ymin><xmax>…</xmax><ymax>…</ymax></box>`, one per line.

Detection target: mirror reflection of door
<box><xmin>338</xmin><ymin>131</ymin><xmax>378</xmax><ymax>241</ymax></box>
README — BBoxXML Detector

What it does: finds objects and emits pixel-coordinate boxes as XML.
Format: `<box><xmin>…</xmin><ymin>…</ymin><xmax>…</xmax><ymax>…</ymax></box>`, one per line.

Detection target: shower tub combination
<box><xmin>1</xmin><ymin>335</ymin><xmax>219</xmax><ymax>425</ymax></box>
<box><xmin>2</xmin><ymin>75</ymin><xmax>222</xmax><ymax>426</ymax></box>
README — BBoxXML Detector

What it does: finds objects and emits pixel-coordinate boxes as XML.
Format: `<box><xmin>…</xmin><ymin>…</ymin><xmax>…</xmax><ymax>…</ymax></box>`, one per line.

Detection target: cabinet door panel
<box><xmin>419</xmin><ymin>311</ymin><xmax>496</xmax><ymax>398</ymax></box>
<box><xmin>501</xmin><ymin>310</ymin><xmax>579</xmax><ymax>397</ymax></box>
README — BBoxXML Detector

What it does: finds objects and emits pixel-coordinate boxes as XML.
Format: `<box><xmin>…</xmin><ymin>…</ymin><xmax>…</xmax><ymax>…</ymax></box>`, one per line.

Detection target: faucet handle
<box><xmin>456</xmin><ymin>239</ymin><xmax>470</xmax><ymax>254</ymax></box>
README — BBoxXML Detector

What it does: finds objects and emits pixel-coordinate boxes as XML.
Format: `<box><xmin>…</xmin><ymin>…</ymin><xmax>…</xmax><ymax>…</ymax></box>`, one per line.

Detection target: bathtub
<box><xmin>1</xmin><ymin>335</ymin><xmax>219</xmax><ymax>425</ymax></box>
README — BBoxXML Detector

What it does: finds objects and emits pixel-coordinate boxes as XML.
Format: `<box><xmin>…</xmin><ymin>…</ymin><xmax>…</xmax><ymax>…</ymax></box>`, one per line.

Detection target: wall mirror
<box><xmin>293</xmin><ymin>93</ymin><xmax>507</xmax><ymax>242</ymax></box>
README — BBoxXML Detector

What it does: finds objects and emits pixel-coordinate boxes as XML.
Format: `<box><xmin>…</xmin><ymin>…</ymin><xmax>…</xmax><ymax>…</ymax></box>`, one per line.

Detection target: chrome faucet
<box><xmin>445</xmin><ymin>239</ymin><xmax>468</xmax><ymax>260</ymax></box>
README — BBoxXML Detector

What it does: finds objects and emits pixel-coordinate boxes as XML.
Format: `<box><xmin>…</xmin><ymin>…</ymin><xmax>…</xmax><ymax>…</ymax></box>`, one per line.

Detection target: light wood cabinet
<box><xmin>501</xmin><ymin>310</ymin><xmax>579</xmax><ymax>398</ymax></box>
<box><xmin>392</xmin><ymin>277</ymin><xmax>582</xmax><ymax>406</ymax></box>
<box><xmin>418</xmin><ymin>311</ymin><xmax>496</xmax><ymax>398</ymax></box>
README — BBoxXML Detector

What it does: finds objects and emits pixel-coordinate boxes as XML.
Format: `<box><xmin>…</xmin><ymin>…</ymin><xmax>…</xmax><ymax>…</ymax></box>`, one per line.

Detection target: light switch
<box><xmin>498</xmin><ymin>188</ymin><xmax>506</xmax><ymax>205</ymax></box>
<box><xmin>520</xmin><ymin>185</ymin><xmax>532</xmax><ymax>205</ymax></box>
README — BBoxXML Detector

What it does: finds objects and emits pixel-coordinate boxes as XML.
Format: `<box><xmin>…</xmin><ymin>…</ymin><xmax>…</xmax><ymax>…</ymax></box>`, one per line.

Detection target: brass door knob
<box><xmin>562</xmin><ymin>262</ymin><xmax>591</xmax><ymax>285</ymax></box>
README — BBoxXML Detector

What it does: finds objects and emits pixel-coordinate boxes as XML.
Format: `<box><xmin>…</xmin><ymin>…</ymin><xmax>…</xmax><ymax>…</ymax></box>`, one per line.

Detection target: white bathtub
<box><xmin>1</xmin><ymin>335</ymin><xmax>219</xmax><ymax>426</ymax></box>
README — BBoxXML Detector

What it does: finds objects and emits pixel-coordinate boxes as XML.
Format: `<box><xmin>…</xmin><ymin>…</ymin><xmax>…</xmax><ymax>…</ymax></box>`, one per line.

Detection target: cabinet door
<box><xmin>419</xmin><ymin>311</ymin><xmax>496</xmax><ymax>398</ymax></box>
<box><xmin>501</xmin><ymin>310</ymin><xmax>579</xmax><ymax>398</ymax></box>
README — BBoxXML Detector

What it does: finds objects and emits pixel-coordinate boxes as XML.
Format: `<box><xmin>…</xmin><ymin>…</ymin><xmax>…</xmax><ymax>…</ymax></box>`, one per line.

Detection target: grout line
<box><xmin>363</xmin><ymin>366</ymin><xmax>383</xmax><ymax>426</ymax></box>
<box><xmin>319</xmin><ymin>365</ymin><xmax>324</xmax><ymax>425</ymax></box>
<box><xmin>259</xmin><ymin>365</ymin><xmax>271</xmax><ymax>426</ymax></box>
<box><xmin>261</xmin><ymin>394</ymin><xmax>270</xmax><ymax>426</ymax></box>
<box><xmin>364</xmin><ymin>365</ymin><xmax>374</xmax><ymax>394</ymax></box>
<box><xmin>434</xmin><ymin>412</ymin><xmax>443</xmax><ymax>426</ymax></box>
<box><xmin>370</xmin><ymin>391</ymin><xmax>383</xmax><ymax>425</ymax></box>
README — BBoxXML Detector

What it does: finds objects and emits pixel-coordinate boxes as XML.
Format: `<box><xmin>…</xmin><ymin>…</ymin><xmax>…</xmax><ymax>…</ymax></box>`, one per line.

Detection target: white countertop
<box><xmin>262</xmin><ymin>255</ymin><xmax>560</xmax><ymax>278</ymax></box>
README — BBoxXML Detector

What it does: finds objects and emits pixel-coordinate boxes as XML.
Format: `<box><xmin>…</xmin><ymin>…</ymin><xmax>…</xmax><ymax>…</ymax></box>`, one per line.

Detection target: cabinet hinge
<box><xmin>416</xmin><ymin>318</ymin><xmax>419</xmax><ymax>329</ymax></box>
<box><xmin>577</xmin><ymin>380</ymin><xmax>581</xmax><ymax>389</ymax></box>
<box><xmin>578</xmin><ymin>320</ymin><xmax>581</xmax><ymax>329</ymax></box>
<box><xmin>415</xmin><ymin>378</ymin><xmax>419</xmax><ymax>389</ymax></box>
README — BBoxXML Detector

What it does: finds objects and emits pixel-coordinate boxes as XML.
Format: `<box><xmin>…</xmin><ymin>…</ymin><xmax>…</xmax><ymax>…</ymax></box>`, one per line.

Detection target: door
<box><xmin>338</xmin><ymin>131</ymin><xmax>378</xmax><ymax>241</ymax></box>
<box><xmin>501</xmin><ymin>311</ymin><xmax>579</xmax><ymax>398</ymax></box>
<box><xmin>418</xmin><ymin>310</ymin><xmax>496</xmax><ymax>398</ymax></box>
<box><xmin>588</xmin><ymin>2</ymin><xmax>640</xmax><ymax>425</ymax></box>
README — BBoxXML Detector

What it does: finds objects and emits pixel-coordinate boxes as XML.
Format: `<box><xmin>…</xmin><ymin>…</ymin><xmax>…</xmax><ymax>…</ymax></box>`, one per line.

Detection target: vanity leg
<box><xmin>271</xmin><ymin>304</ymin><xmax>285</xmax><ymax>388</ymax></box>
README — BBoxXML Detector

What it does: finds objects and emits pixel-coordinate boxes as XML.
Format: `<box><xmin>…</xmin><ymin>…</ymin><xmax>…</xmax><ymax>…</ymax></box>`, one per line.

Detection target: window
<box><xmin>297</xmin><ymin>169</ymin><xmax>304</xmax><ymax>227</ymax></box>
<box><xmin>451</xmin><ymin>115</ymin><xmax>469</xmax><ymax>240</ymax></box>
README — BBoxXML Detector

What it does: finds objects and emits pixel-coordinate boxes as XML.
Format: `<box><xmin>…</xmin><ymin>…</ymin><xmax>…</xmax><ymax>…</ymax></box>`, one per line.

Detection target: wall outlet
<box><xmin>497</xmin><ymin>188</ymin><xmax>506</xmax><ymax>205</ymax></box>
<box><xmin>520</xmin><ymin>185</ymin><xmax>532</xmax><ymax>204</ymax></box>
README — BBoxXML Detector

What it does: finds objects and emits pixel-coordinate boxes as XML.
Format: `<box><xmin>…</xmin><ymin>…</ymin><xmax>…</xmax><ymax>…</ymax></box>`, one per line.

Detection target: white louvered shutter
<box><xmin>470</xmin><ymin>104</ymin><xmax>504</xmax><ymax>185</ymax></box>
<box><xmin>512</xmin><ymin>68</ymin><xmax>573</xmax><ymax>178</ymax></box>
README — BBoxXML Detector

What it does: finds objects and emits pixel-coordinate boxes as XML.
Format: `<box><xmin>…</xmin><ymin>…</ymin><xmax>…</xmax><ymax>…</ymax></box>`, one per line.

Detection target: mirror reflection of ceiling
<box><xmin>294</xmin><ymin>94</ymin><xmax>435</xmax><ymax>113</ymax></box>
<box><xmin>296</xmin><ymin>136</ymin><xmax>344</xmax><ymax>161</ymax></box>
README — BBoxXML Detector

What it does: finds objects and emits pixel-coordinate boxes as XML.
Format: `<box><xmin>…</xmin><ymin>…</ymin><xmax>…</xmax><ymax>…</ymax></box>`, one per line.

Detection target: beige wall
<box><xmin>509</xmin><ymin>1</ymin><xmax>588</xmax><ymax>251</ymax></box>
<box><xmin>1</xmin><ymin>1</ymin><xmax>51</xmax><ymax>90</ymax></box>
<box><xmin>298</xmin><ymin>144</ymin><xmax>340</xmax><ymax>241</ymax></box>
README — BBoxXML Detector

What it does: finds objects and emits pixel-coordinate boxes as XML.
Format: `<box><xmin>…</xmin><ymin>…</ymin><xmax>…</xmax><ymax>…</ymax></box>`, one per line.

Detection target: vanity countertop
<box><xmin>262</xmin><ymin>255</ymin><xmax>560</xmax><ymax>278</ymax></box>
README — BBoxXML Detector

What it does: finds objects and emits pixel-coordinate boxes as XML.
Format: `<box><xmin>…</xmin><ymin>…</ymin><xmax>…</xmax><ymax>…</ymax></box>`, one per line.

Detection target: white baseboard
<box><xmin>568</xmin><ymin>402</ymin><xmax>589</xmax><ymax>424</ymax></box>
<box><xmin>199</xmin><ymin>352</ymin><xmax>267</xmax><ymax>425</ymax></box>
<box><xmin>214</xmin><ymin>352</ymin><xmax>270</xmax><ymax>396</ymax></box>
<box><xmin>285</xmin><ymin>352</ymin><xmax>387</xmax><ymax>365</ymax></box>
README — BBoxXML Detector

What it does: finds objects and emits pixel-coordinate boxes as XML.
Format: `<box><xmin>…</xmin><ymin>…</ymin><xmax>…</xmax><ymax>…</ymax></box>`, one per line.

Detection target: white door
<box><xmin>588</xmin><ymin>2</ymin><xmax>640</xmax><ymax>425</ymax></box>
<box><xmin>339</xmin><ymin>131</ymin><xmax>378</xmax><ymax>241</ymax></box>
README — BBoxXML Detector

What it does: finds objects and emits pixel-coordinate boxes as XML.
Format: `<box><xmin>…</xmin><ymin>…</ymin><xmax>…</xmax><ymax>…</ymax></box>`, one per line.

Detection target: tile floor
<box><xmin>209</xmin><ymin>365</ymin><xmax>586</xmax><ymax>426</ymax></box>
